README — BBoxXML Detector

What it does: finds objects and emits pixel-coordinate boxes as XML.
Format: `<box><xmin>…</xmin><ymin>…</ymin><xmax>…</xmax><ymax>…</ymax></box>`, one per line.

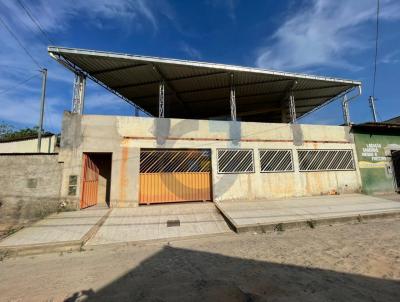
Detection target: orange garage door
<box><xmin>139</xmin><ymin>149</ymin><xmax>212</xmax><ymax>204</ymax></box>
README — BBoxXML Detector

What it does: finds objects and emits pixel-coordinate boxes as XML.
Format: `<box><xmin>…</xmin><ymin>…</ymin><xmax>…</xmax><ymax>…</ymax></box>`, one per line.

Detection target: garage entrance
<box><xmin>80</xmin><ymin>153</ymin><xmax>112</xmax><ymax>209</ymax></box>
<box><xmin>392</xmin><ymin>150</ymin><xmax>400</xmax><ymax>192</ymax></box>
<box><xmin>139</xmin><ymin>149</ymin><xmax>212</xmax><ymax>204</ymax></box>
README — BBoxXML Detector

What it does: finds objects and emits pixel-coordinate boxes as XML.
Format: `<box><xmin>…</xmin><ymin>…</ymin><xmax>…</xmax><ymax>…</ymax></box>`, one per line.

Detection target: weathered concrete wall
<box><xmin>60</xmin><ymin>112</ymin><xmax>362</xmax><ymax>207</ymax></box>
<box><xmin>0</xmin><ymin>154</ymin><xmax>63</xmax><ymax>229</ymax></box>
<box><xmin>353</xmin><ymin>131</ymin><xmax>400</xmax><ymax>194</ymax></box>
<box><xmin>0</xmin><ymin>135</ymin><xmax>57</xmax><ymax>153</ymax></box>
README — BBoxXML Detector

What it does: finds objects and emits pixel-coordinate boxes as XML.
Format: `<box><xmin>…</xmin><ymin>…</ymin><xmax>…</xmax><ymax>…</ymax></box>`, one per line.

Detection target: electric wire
<box><xmin>16</xmin><ymin>0</ymin><xmax>55</xmax><ymax>46</ymax></box>
<box><xmin>0</xmin><ymin>14</ymin><xmax>42</xmax><ymax>69</ymax></box>
<box><xmin>0</xmin><ymin>74</ymin><xmax>38</xmax><ymax>96</ymax></box>
<box><xmin>372</xmin><ymin>0</ymin><xmax>380</xmax><ymax>97</ymax></box>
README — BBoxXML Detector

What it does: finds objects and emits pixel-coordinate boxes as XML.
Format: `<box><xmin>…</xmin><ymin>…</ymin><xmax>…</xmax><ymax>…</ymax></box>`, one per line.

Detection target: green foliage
<box><xmin>0</xmin><ymin>121</ymin><xmax>51</xmax><ymax>141</ymax></box>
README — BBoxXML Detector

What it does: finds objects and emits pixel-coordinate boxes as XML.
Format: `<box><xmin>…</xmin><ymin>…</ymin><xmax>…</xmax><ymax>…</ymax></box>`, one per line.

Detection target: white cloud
<box><xmin>0</xmin><ymin>0</ymin><xmax>168</xmax><ymax>130</ymax></box>
<box><xmin>380</xmin><ymin>50</ymin><xmax>400</xmax><ymax>64</ymax></box>
<box><xmin>179</xmin><ymin>42</ymin><xmax>202</xmax><ymax>59</ymax></box>
<box><xmin>208</xmin><ymin>0</ymin><xmax>238</xmax><ymax>21</ymax></box>
<box><xmin>255</xmin><ymin>0</ymin><xmax>400</xmax><ymax>72</ymax></box>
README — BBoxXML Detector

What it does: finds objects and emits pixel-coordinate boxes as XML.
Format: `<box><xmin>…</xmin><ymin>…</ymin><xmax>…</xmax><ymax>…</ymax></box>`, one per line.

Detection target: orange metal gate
<box><xmin>139</xmin><ymin>149</ymin><xmax>212</xmax><ymax>204</ymax></box>
<box><xmin>80</xmin><ymin>153</ymin><xmax>99</xmax><ymax>209</ymax></box>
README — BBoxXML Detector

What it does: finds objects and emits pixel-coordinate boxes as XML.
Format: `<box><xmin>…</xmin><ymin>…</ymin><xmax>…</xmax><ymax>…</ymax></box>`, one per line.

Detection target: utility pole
<box><xmin>37</xmin><ymin>68</ymin><xmax>47</xmax><ymax>153</ymax></box>
<box><xmin>369</xmin><ymin>96</ymin><xmax>378</xmax><ymax>122</ymax></box>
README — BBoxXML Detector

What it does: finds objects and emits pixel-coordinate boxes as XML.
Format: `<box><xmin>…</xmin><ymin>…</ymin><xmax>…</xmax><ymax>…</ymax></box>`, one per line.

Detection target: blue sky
<box><xmin>0</xmin><ymin>0</ymin><xmax>400</xmax><ymax>132</ymax></box>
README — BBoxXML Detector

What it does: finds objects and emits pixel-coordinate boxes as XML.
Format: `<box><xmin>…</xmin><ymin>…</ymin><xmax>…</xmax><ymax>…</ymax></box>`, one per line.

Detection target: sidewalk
<box><xmin>216</xmin><ymin>194</ymin><xmax>400</xmax><ymax>232</ymax></box>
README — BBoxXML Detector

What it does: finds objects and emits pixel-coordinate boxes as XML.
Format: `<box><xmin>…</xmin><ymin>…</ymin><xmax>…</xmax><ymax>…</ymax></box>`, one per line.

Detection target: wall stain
<box><xmin>119</xmin><ymin>140</ymin><xmax>129</xmax><ymax>206</ymax></box>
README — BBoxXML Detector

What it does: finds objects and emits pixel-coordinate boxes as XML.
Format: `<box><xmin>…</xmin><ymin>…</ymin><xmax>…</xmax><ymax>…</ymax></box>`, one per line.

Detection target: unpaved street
<box><xmin>1</xmin><ymin>218</ymin><xmax>400</xmax><ymax>302</ymax></box>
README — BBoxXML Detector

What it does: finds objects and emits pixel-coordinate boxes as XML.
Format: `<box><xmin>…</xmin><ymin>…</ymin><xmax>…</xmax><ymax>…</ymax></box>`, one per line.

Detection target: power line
<box><xmin>0</xmin><ymin>74</ymin><xmax>38</xmax><ymax>96</ymax></box>
<box><xmin>16</xmin><ymin>0</ymin><xmax>55</xmax><ymax>46</ymax></box>
<box><xmin>372</xmin><ymin>0</ymin><xmax>380</xmax><ymax>97</ymax></box>
<box><xmin>0</xmin><ymin>14</ymin><xmax>42</xmax><ymax>69</ymax></box>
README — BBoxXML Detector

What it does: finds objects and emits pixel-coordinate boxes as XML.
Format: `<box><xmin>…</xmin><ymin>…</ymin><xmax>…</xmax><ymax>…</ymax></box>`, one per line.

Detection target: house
<box><xmin>352</xmin><ymin>122</ymin><xmax>400</xmax><ymax>194</ymax></box>
<box><xmin>0</xmin><ymin>133</ymin><xmax>57</xmax><ymax>154</ymax></box>
<box><xmin>48</xmin><ymin>46</ymin><xmax>364</xmax><ymax>209</ymax></box>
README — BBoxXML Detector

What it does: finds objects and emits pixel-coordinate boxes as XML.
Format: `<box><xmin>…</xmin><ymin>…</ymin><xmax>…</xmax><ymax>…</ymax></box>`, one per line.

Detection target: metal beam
<box><xmin>152</xmin><ymin>64</ymin><xmax>191</xmax><ymax>114</ymax></box>
<box><xmin>289</xmin><ymin>93</ymin><xmax>296</xmax><ymax>123</ymax></box>
<box><xmin>72</xmin><ymin>72</ymin><xmax>86</xmax><ymax>114</ymax></box>
<box><xmin>92</xmin><ymin>63</ymin><xmax>148</xmax><ymax>75</ymax></box>
<box><xmin>112</xmin><ymin>71</ymin><xmax>226</xmax><ymax>90</ymax></box>
<box><xmin>115</xmin><ymin>82</ymin><xmax>350</xmax><ymax>105</ymax></box>
<box><xmin>48</xmin><ymin>52</ymin><xmax>152</xmax><ymax>116</ymax></box>
<box><xmin>230</xmin><ymin>73</ymin><xmax>237</xmax><ymax>121</ymax></box>
<box><xmin>159</xmin><ymin>81</ymin><xmax>165</xmax><ymax>118</ymax></box>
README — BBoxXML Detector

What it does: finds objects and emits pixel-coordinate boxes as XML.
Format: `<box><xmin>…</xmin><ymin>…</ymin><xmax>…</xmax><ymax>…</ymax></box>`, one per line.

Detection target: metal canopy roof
<box><xmin>48</xmin><ymin>46</ymin><xmax>361</xmax><ymax>122</ymax></box>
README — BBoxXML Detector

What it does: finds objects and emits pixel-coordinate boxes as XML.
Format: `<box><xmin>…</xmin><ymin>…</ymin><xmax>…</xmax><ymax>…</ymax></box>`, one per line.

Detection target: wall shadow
<box><xmin>65</xmin><ymin>245</ymin><xmax>399</xmax><ymax>302</ymax></box>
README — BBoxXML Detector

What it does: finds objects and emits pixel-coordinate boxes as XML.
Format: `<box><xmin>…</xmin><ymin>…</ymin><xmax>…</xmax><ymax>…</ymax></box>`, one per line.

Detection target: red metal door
<box><xmin>80</xmin><ymin>153</ymin><xmax>99</xmax><ymax>209</ymax></box>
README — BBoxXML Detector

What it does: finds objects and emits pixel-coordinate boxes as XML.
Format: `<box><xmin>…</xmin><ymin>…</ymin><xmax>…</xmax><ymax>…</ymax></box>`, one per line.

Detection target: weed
<box><xmin>306</xmin><ymin>220</ymin><xmax>315</xmax><ymax>229</ymax></box>
<box><xmin>274</xmin><ymin>223</ymin><xmax>284</xmax><ymax>232</ymax></box>
<box><xmin>79</xmin><ymin>242</ymin><xmax>85</xmax><ymax>252</ymax></box>
<box><xmin>357</xmin><ymin>215</ymin><xmax>363</xmax><ymax>223</ymax></box>
<box><xmin>0</xmin><ymin>250</ymin><xmax>9</xmax><ymax>261</ymax></box>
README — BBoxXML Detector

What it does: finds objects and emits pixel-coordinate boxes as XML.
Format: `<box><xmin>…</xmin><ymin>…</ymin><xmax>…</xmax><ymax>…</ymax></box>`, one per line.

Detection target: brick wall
<box><xmin>0</xmin><ymin>154</ymin><xmax>64</xmax><ymax>231</ymax></box>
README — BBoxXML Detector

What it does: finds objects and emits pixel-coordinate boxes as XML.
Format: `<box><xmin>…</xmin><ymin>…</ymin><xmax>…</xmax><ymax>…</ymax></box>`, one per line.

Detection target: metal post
<box><xmin>369</xmin><ymin>96</ymin><xmax>378</xmax><ymax>122</ymax></box>
<box><xmin>159</xmin><ymin>80</ymin><xmax>165</xmax><ymax>118</ymax></box>
<box><xmin>230</xmin><ymin>73</ymin><xmax>237</xmax><ymax>121</ymax></box>
<box><xmin>342</xmin><ymin>94</ymin><xmax>350</xmax><ymax>125</ymax></box>
<box><xmin>72</xmin><ymin>73</ymin><xmax>86</xmax><ymax>114</ymax></box>
<box><xmin>37</xmin><ymin>68</ymin><xmax>47</xmax><ymax>153</ymax></box>
<box><xmin>289</xmin><ymin>93</ymin><xmax>296</xmax><ymax>123</ymax></box>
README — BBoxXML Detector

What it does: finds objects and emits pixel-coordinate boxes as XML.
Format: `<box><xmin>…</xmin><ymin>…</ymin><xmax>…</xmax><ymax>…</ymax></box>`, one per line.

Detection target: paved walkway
<box><xmin>0</xmin><ymin>208</ymin><xmax>109</xmax><ymax>248</ymax></box>
<box><xmin>87</xmin><ymin>202</ymin><xmax>231</xmax><ymax>246</ymax></box>
<box><xmin>216</xmin><ymin>194</ymin><xmax>400</xmax><ymax>232</ymax></box>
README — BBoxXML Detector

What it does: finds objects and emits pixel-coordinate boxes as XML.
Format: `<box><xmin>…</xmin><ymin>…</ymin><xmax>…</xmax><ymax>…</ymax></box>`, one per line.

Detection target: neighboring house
<box><xmin>0</xmin><ymin>133</ymin><xmax>57</xmax><ymax>154</ymax></box>
<box><xmin>0</xmin><ymin>133</ymin><xmax>62</xmax><ymax>232</ymax></box>
<box><xmin>352</xmin><ymin>123</ymin><xmax>400</xmax><ymax>194</ymax></box>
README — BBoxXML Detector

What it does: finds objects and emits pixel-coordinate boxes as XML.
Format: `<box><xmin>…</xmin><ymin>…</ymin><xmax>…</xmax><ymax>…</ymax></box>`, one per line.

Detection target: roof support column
<box><xmin>289</xmin><ymin>92</ymin><xmax>297</xmax><ymax>123</ymax></box>
<box><xmin>159</xmin><ymin>80</ymin><xmax>165</xmax><ymax>118</ymax></box>
<box><xmin>72</xmin><ymin>72</ymin><xmax>86</xmax><ymax>114</ymax></box>
<box><xmin>230</xmin><ymin>73</ymin><xmax>237</xmax><ymax>121</ymax></box>
<box><xmin>342</xmin><ymin>94</ymin><xmax>350</xmax><ymax>125</ymax></box>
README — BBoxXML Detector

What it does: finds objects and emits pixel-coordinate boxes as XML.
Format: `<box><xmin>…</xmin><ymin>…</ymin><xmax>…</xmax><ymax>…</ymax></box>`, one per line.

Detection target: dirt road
<box><xmin>1</xmin><ymin>218</ymin><xmax>399</xmax><ymax>301</ymax></box>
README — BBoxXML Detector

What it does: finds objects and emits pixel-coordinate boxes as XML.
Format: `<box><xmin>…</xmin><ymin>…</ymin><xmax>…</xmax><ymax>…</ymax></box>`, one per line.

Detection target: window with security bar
<box><xmin>298</xmin><ymin>149</ymin><xmax>355</xmax><ymax>171</ymax></box>
<box><xmin>260</xmin><ymin>149</ymin><xmax>293</xmax><ymax>172</ymax></box>
<box><xmin>217</xmin><ymin>149</ymin><xmax>254</xmax><ymax>174</ymax></box>
<box><xmin>140</xmin><ymin>149</ymin><xmax>211</xmax><ymax>173</ymax></box>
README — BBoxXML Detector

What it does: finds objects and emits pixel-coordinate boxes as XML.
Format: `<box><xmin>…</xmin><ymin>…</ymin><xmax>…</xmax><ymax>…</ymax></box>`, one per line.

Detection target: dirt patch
<box><xmin>0</xmin><ymin>218</ymin><xmax>399</xmax><ymax>301</ymax></box>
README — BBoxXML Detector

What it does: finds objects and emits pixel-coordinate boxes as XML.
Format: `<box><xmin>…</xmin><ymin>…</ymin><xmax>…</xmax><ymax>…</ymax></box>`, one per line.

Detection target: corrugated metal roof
<box><xmin>48</xmin><ymin>46</ymin><xmax>361</xmax><ymax>122</ymax></box>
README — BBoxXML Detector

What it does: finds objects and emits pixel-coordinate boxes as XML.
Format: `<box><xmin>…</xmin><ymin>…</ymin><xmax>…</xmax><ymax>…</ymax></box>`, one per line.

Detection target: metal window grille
<box><xmin>298</xmin><ymin>149</ymin><xmax>355</xmax><ymax>171</ymax></box>
<box><xmin>140</xmin><ymin>149</ymin><xmax>211</xmax><ymax>173</ymax></box>
<box><xmin>217</xmin><ymin>149</ymin><xmax>254</xmax><ymax>174</ymax></box>
<box><xmin>260</xmin><ymin>150</ymin><xmax>293</xmax><ymax>172</ymax></box>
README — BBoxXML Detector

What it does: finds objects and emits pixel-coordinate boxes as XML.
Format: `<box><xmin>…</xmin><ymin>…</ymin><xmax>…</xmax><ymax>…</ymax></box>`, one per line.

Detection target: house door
<box><xmin>139</xmin><ymin>149</ymin><xmax>212</xmax><ymax>204</ymax></box>
<box><xmin>392</xmin><ymin>150</ymin><xmax>400</xmax><ymax>192</ymax></box>
<box><xmin>80</xmin><ymin>153</ymin><xmax>100</xmax><ymax>209</ymax></box>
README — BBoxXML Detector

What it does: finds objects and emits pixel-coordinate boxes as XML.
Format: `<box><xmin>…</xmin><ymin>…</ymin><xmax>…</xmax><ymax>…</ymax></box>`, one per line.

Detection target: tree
<box><xmin>0</xmin><ymin>122</ymin><xmax>50</xmax><ymax>141</ymax></box>
<box><xmin>0</xmin><ymin>122</ymin><xmax>15</xmax><ymax>138</ymax></box>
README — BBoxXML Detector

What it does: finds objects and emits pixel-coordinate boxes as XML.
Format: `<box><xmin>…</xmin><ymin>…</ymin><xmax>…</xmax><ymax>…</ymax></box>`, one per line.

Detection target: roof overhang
<box><xmin>48</xmin><ymin>46</ymin><xmax>361</xmax><ymax>122</ymax></box>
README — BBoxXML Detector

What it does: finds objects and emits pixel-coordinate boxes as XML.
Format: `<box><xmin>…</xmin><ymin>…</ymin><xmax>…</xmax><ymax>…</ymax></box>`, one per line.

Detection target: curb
<box><xmin>227</xmin><ymin>210</ymin><xmax>400</xmax><ymax>233</ymax></box>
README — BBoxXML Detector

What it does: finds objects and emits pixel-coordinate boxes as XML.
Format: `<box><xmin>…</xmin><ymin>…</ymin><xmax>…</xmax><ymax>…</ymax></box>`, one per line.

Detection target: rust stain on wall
<box><xmin>119</xmin><ymin>144</ymin><xmax>129</xmax><ymax>205</ymax></box>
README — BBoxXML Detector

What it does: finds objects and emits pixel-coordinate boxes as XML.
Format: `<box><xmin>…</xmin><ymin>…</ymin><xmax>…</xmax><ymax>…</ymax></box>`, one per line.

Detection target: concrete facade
<box><xmin>60</xmin><ymin>112</ymin><xmax>362</xmax><ymax>208</ymax></box>
<box><xmin>0</xmin><ymin>154</ymin><xmax>63</xmax><ymax>226</ymax></box>
<box><xmin>0</xmin><ymin>135</ymin><xmax>57</xmax><ymax>154</ymax></box>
